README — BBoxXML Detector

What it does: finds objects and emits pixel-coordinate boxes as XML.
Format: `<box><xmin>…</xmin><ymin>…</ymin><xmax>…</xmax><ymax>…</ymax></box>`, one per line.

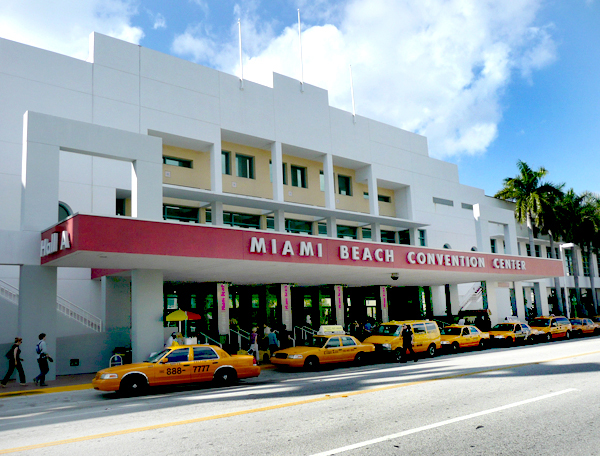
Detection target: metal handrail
<box><xmin>293</xmin><ymin>325</ymin><xmax>317</xmax><ymax>342</ymax></box>
<box><xmin>197</xmin><ymin>331</ymin><xmax>222</xmax><ymax>347</ymax></box>
<box><xmin>229</xmin><ymin>328</ymin><xmax>250</xmax><ymax>348</ymax></box>
<box><xmin>0</xmin><ymin>280</ymin><xmax>18</xmax><ymax>305</ymax></box>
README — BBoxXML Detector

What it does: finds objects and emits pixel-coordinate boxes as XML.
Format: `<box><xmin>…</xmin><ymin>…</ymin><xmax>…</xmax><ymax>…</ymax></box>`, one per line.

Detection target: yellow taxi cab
<box><xmin>270</xmin><ymin>325</ymin><xmax>375</xmax><ymax>369</ymax></box>
<box><xmin>589</xmin><ymin>316</ymin><xmax>600</xmax><ymax>334</ymax></box>
<box><xmin>363</xmin><ymin>320</ymin><xmax>441</xmax><ymax>361</ymax></box>
<box><xmin>520</xmin><ymin>323</ymin><xmax>545</xmax><ymax>343</ymax></box>
<box><xmin>439</xmin><ymin>325</ymin><xmax>490</xmax><ymax>352</ymax></box>
<box><xmin>488</xmin><ymin>322</ymin><xmax>530</xmax><ymax>345</ymax></box>
<box><xmin>528</xmin><ymin>316</ymin><xmax>572</xmax><ymax>342</ymax></box>
<box><xmin>92</xmin><ymin>344</ymin><xmax>260</xmax><ymax>395</ymax></box>
<box><xmin>569</xmin><ymin>318</ymin><xmax>597</xmax><ymax>337</ymax></box>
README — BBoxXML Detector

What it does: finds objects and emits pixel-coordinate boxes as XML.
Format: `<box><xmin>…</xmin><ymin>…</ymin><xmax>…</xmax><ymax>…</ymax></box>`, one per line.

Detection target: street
<box><xmin>1</xmin><ymin>337</ymin><xmax>600</xmax><ymax>455</ymax></box>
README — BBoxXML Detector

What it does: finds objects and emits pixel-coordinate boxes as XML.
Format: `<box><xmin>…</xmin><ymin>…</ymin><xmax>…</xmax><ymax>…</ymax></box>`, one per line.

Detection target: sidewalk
<box><xmin>0</xmin><ymin>364</ymin><xmax>275</xmax><ymax>398</ymax></box>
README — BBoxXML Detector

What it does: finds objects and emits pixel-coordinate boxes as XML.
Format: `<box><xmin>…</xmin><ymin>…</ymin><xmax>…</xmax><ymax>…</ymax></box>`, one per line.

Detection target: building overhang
<box><xmin>40</xmin><ymin>214</ymin><xmax>564</xmax><ymax>287</ymax></box>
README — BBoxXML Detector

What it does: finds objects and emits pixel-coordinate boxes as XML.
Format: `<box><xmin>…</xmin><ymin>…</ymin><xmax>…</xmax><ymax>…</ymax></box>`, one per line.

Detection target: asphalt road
<box><xmin>1</xmin><ymin>337</ymin><xmax>600</xmax><ymax>455</ymax></box>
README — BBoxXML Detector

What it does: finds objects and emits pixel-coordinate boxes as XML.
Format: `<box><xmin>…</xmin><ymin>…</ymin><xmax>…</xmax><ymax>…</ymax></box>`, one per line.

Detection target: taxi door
<box><xmin>322</xmin><ymin>336</ymin><xmax>344</xmax><ymax>363</ymax></box>
<box><xmin>190</xmin><ymin>346</ymin><xmax>221</xmax><ymax>383</ymax></box>
<box><xmin>154</xmin><ymin>347</ymin><xmax>192</xmax><ymax>385</ymax></box>
<box><xmin>340</xmin><ymin>336</ymin><xmax>359</xmax><ymax>361</ymax></box>
<box><xmin>411</xmin><ymin>323</ymin><xmax>427</xmax><ymax>352</ymax></box>
<box><xmin>462</xmin><ymin>327</ymin><xmax>475</xmax><ymax>347</ymax></box>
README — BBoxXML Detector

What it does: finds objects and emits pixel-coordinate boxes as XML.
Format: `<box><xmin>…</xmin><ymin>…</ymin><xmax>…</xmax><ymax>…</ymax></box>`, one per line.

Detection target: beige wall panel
<box><xmin>281</xmin><ymin>154</ymin><xmax>326</xmax><ymax>207</ymax></box>
<box><xmin>162</xmin><ymin>145</ymin><xmax>211</xmax><ymax>190</ymax></box>
<box><xmin>221</xmin><ymin>142</ymin><xmax>272</xmax><ymax>199</ymax></box>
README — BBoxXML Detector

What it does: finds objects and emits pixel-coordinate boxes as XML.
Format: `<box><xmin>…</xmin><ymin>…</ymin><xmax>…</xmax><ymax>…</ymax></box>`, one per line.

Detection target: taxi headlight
<box><xmin>288</xmin><ymin>354</ymin><xmax>303</xmax><ymax>359</ymax></box>
<box><xmin>382</xmin><ymin>343</ymin><xmax>391</xmax><ymax>350</ymax></box>
<box><xmin>100</xmin><ymin>373</ymin><xmax>118</xmax><ymax>380</ymax></box>
<box><xmin>495</xmin><ymin>335</ymin><xmax>504</xmax><ymax>338</ymax></box>
<box><xmin>441</xmin><ymin>341</ymin><xmax>449</xmax><ymax>345</ymax></box>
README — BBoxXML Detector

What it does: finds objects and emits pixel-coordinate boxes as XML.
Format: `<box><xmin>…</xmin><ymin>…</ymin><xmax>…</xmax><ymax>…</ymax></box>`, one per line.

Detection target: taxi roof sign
<box><xmin>317</xmin><ymin>325</ymin><xmax>345</xmax><ymax>335</ymax></box>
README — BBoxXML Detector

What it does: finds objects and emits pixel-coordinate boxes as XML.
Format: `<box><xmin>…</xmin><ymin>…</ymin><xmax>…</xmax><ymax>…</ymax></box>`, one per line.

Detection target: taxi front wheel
<box><xmin>214</xmin><ymin>368</ymin><xmax>237</xmax><ymax>386</ymax></box>
<box><xmin>304</xmin><ymin>356</ymin><xmax>319</xmax><ymax>370</ymax></box>
<box><xmin>546</xmin><ymin>333</ymin><xmax>552</xmax><ymax>342</ymax></box>
<box><xmin>120</xmin><ymin>375</ymin><xmax>147</xmax><ymax>396</ymax></box>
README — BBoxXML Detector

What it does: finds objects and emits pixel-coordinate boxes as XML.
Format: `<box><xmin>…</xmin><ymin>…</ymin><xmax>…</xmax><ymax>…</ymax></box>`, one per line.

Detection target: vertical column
<box><xmin>274</xmin><ymin>210</ymin><xmax>286</xmax><ymax>232</ymax></box>
<box><xmin>483</xmin><ymin>282</ymin><xmax>499</xmax><ymax>327</ymax></box>
<box><xmin>533</xmin><ymin>282</ymin><xmax>549</xmax><ymax>316</ymax></box>
<box><xmin>366</xmin><ymin>166</ymin><xmax>379</xmax><ymax>217</ymax></box>
<box><xmin>271</xmin><ymin>141</ymin><xmax>284</xmax><ymax>202</ymax></box>
<box><xmin>18</xmin><ymin>265</ymin><xmax>57</xmax><ymax>381</ymax></box>
<box><xmin>210</xmin><ymin>140</ymin><xmax>223</xmax><ymax>194</ymax></box>
<box><xmin>131</xmin><ymin>270</ymin><xmax>164</xmax><ymax>363</ymax></box>
<box><xmin>102</xmin><ymin>276</ymin><xmax>132</xmax><ymax>331</ymax></box>
<box><xmin>131</xmin><ymin>159</ymin><xmax>162</xmax><ymax>220</ymax></box>
<box><xmin>323</xmin><ymin>153</ymin><xmax>335</xmax><ymax>209</ymax></box>
<box><xmin>216</xmin><ymin>283</ymin><xmax>230</xmax><ymax>340</ymax></box>
<box><xmin>473</xmin><ymin>204</ymin><xmax>491</xmax><ymax>253</ymax></box>
<box><xmin>503</xmin><ymin>223</ymin><xmax>517</xmax><ymax>255</ymax></box>
<box><xmin>448</xmin><ymin>284</ymin><xmax>460</xmax><ymax>316</ymax></box>
<box><xmin>430</xmin><ymin>285</ymin><xmax>447</xmax><ymax>317</ymax></box>
<box><xmin>379</xmin><ymin>286</ymin><xmax>389</xmax><ymax>323</ymax></box>
<box><xmin>327</xmin><ymin>216</ymin><xmax>337</xmax><ymax>238</ymax></box>
<box><xmin>211</xmin><ymin>201</ymin><xmax>224</xmax><ymax>226</ymax></box>
<box><xmin>512</xmin><ymin>282</ymin><xmax>526</xmax><ymax>321</ymax></box>
<box><xmin>281</xmin><ymin>284</ymin><xmax>292</xmax><ymax>330</ymax></box>
<box><xmin>334</xmin><ymin>285</ymin><xmax>345</xmax><ymax>327</ymax></box>
<box><xmin>371</xmin><ymin>223</ymin><xmax>381</xmax><ymax>243</ymax></box>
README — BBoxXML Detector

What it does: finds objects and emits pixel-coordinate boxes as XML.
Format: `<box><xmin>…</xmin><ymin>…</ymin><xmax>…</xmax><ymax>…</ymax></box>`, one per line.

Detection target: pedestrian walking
<box><xmin>2</xmin><ymin>337</ymin><xmax>26</xmax><ymax>387</ymax></box>
<box><xmin>267</xmin><ymin>330</ymin><xmax>279</xmax><ymax>355</ymax></box>
<box><xmin>401</xmin><ymin>324</ymin><xmax>417</xmax><ymax>363</ymax></box>
<box><xmin>33</xmin><ymin>333</ymin><xmax>52</xmax><ymax>387</ymax></box>
<box><xmin>249</xmin><ymin>327</ymin><xmax>260</xmax><ymax>364</ymax></box>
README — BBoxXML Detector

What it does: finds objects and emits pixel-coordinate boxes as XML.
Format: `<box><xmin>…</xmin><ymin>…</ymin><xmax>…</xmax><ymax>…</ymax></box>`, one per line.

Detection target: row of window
<box><xmin>162</xmin><ymin>204</ymin><xmax>422</xmax><ymax>244</ymax></box>
<box><xmin>164</xmin><ymin>152</ymin><xmax>391</xmax><ymax>201</ymax></box>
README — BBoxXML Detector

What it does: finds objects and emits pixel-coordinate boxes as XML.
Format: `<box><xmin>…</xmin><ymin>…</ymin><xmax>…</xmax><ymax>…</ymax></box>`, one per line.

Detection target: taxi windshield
<box><xmin>374</xmin><ymin>325</ymin><xmax>401</xmax><ymax>336</ymax></box>
<box><xmin>146</xmin><ymin>348</ymin><xmax>170</xmax><ymax>363</ymax></box>
<box><xmin>529</xmin><ymin>319</ymin><xmax>550</xmax><ymax>327</ymax></box>
<box><xmin>570</xmin><ymin>319</ymin><xmax>582</xmax><ymax>325</ymax></box>
<box><xmin>310</xmin><ymin>336</ymin><xmax>332</xmax><ymax>348</ymax></box>
<box><xmin>440</xmin><ymin>327</ymin><xmax>462</xmax><ymax>335</ymax></box>
<box><xmin>491</xmin><ymin>324</ymin><xmax>514</xmax><ymax>331</ymax></box>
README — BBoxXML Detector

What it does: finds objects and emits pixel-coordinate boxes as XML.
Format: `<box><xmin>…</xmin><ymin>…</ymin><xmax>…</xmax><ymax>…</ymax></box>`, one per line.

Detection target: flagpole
<box><xmin>298</xmin><ymin>9</ymin><xmax>304</xmax><ymax>92</ymax></box>
<box><xmin>349</xmin><ymin>64</ymin><xmax>356</xmax><ymax>123</ymax></box>
<box><xmin>238</xmin><ymin>18</ymin><xmax>244</xmax><ymax>90</ymax></box>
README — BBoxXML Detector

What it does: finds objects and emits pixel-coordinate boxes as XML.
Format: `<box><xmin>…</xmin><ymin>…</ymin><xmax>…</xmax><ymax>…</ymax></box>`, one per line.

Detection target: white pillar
<box><xmin>323</xmin><ymin>154</ymin><xmax>335</xmax><ymax>209</ymax></box>
<box><xmin>367</xmin><ymin>166</ymin><xmax>379</xmax><ymax>217</ymax></box>
<box><xmin>131</xmin><ymin>159</ymin><xmax>162</xmax><ymax>220</ymax></box>
<box><xmin>484</xmin><ymin>282</ymin><xmax>499</xmax><ymax>326</ymax></box>
<box><xmin>271</xmin><ymin>142</ymin><xmax>284</xmax><ymax>202</ymax></box>
<box><xmin>513</xmin><ymin>282</ymin><xmax>526</xmax><ymax>321</ymax></box>
<box><xmin>371</xmin><ymin>222</ymin><xmax>381</xmax><ymax>243</ymax></box>
<box><xmin>131</xmin><ymin>270</ymin><xmax>164</xmax><ymax>363</ymax></box>
<box><xmin>274</xmin><ymin>210</ymin><xmax>286</xmax><ymax>232</ymax></box>
<box><xmin>448</xmin><ymin>284</ymin><xmax>460</xmax><ymax>316</ymax></box>
<box><xmin>102</xmin><ymin>276</ymin><xmax>131</xmax><ymax>330</ymax></box>
<box><xmin>281</xmin><ymin>284</ymin><xmax>292</xmax><ymax>330</ymax></box>
<box><xmin>327</xmin><ymin>216</ymin><xmax>337</xmax><ymax>238</ymax></box>
<box><xmin>211</xmin><ymin>201</ymin><xmax>224</xmax><ymax>226</ymax></box>
<box><xmin>210</xmin><ymin>140</ymin><xmax>223</xmax><ymax>194</ymax></box>
<box><xmin>430</xmin><ymin>285</ymin><xmax>447</xmax><ymax>316</ymax></box>
<box><xmin>503</xmin><ymin>224</ymin><xmax>517</xmax><ymax>255</ymax></box>
<box><xmin>473</xmin><ymin>205</ymin><xmax>491</xmax><ymax>253</ymax></box>
<box><xmin>534</xmin><ymin>282</ymin><xmax>549</xmax><ymax>316</ymax></box>
<box><xmin>18</xmin><ymin>265</ymin><xmax>58</xmax><ymax>381</ymax></box>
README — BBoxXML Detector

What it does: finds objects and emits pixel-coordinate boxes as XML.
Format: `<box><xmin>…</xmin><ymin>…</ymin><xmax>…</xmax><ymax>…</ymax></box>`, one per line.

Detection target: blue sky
<box><xmin>1</xmin><ymin>0</ymin><xmax>598</xmax><ymax>196</ymax></box>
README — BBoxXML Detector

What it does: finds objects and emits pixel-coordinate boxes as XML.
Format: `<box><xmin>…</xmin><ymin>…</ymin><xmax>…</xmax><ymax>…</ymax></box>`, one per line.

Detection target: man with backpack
<box><xmin>33</xmin><ymin>333</ymin><xmax>52</xmax><ymax>387</ymax></box>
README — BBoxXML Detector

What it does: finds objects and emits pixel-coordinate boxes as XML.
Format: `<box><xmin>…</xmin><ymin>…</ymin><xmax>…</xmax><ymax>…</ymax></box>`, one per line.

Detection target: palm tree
<box><xmin>558</xmin><ymin>190</ymin><xmax>600</xmax><ymax>315</ymax></box>
<box><xmin>495</xmin><ymin>160</ymin><xmax>564</xmax><ymax>316</ymax></box>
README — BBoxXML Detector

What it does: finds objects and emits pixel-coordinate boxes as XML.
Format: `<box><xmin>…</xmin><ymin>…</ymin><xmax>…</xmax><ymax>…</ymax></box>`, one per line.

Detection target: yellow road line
<box><xmin>0</xmin><ymin>384</ymin><xmax>92</xmax><ymax>398</ymax></box>
<box><xmin>1</xmin><ymin>349</ymin><xmax>599</xmax><ymax>454</ymax></box>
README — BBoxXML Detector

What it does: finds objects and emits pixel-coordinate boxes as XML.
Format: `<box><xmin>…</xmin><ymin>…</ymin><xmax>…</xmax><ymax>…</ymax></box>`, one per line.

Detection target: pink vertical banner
<box><xmin>380</xmin><ymin>286</ymin><xmax>389</xmax><ymax>322</ymax></box>
<box><xmin>334</xmin><ymin>285</ymin><xmax>344</xmax><ymax>327</ymax></box>
<box><xmin>217</xmin><ymin>283</ymin><xmax>229</xmax><ymax>335</ymax></box>
<box><xmin>281</xmin><ymin>284</ymin><xmax>292</xmax><ymax>330</ymax></box>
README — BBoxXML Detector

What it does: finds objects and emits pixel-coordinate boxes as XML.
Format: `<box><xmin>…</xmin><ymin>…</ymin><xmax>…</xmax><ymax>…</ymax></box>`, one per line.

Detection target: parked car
<box><xmin>569</xmin><ymin>318</ymin><xmax>596</xmax><ymax>337</ymax></box>
<box><xmin>363</xmin><ymin>320</ymin><xmax>441</xmax><ymax>361</ymax></box>
<box><xmin>92</xmin><ymin>344</ymin><xmax>260</xmax><ymax>395</ymax></box>
<box><xmin>440</xmin><ymin>325</ymin><xmax>490</xmax><ymax>351</ymax></box>
<box><xmin>528</xmin><ymin>316</ymin><xmax>572</xmax><ymax>342</ymax></box>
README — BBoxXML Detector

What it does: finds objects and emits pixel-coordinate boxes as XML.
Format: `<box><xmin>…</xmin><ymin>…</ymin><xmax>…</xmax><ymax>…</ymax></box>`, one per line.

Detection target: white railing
<box><xmin>459</xmin><ymin>284</ymin><xmax>483</xmax><ymax>311</ymax></box>
<box><xmin>56</xmin><ymin>296</ymin><xmax>103</xmax><ymax>332</ymax></box>
<box><xmin>0</xmin><ymin>280</ymin><xmax>103</xmax><ymax>332</ymax></box>
<box><xmin>229</xmin><ymin>328</ymin><xmax>250</xmax><ymax>348</ymax></box>
<box><xmin>294</xmin><ymin>325</ymin><xmax>317</xmax><ymax>342</ymax></box>
<box><xmin>197</xmin><ymin>331</ymin><xmax>222</xmax><ymax>347</ymax></box>
<box><xmin>0</xmin><ymin>280</ymin><xmax>18</xmax><ymax>305</ymax></box>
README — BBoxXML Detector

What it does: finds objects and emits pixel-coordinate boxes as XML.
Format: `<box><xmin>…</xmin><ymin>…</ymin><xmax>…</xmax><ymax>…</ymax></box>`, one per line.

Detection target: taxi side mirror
<box><xmin>160</xmin><ymin>358</ymin><xmax>169</xmax><ymax>364</ymax></box>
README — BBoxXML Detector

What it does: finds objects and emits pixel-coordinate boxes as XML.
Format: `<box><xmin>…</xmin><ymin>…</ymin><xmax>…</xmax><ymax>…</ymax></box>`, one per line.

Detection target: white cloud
<box><xmin>0</xmin><ymin>0</ymin><xmax>143</xmax><ymax>60</ymax></box>
<box><xmin>173</xmin><ymin>0</ymin><xmax>556</xmax><ymax>159</ymax></box>
<box><xmin>153</xmin><ymin>13</ymin><xmax>167</xmax><ymax>30</ymax></box>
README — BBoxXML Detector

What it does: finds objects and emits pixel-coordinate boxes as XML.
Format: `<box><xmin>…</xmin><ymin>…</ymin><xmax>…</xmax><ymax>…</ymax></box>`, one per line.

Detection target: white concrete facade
<box><xmin>0</xmin><ymin>33</ymin><xmax>588</xmax><ymax>377</ymax></box>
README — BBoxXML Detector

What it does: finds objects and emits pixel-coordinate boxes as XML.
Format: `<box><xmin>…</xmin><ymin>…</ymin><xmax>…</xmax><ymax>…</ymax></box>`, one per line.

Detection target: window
<box><xmin>116</xmin><ymin>199</ymin><xmax>126</xmax><ymax>216</ymax></box>
<box><xmin>165</xmin><ymin>348</ymin><xmax>190</xmax><ymax>363</ymax></box>
<box><xmin>286</xmin><ymin>219</ymin><xmax>313</xmax><ymax>235</ymax></box>
<box><xmin>583</xmin><ymin>253</ymin><xmax>590</xmax><ymax>277</ymax></box>
<box><xmin>378</xmin><ymin>195</ymin><xmax>391</xmax><ymax>203</ymax></box>
<box><xmin>565</xmin><ymin>249</ymin><xmax>574</xmax><ymax>276</ymax></box>
<box><xmin>433</xmin><ymin>197</ymin><xmax>453</xmax><ymax>206</ymax></box>
<box><xmin>58</xmin><ymin>202</ymin><xmax>72</xmax><ymax>222</ymax></box>
<box><xmin>526</xmin><ymin>244</ymin><xmax>531</xmax><ymax>257</ymax></box>
<box><xmin>320</xmin><ymin>170</ymin><xmax>325</xmax><ymax>191</ymax></box>
<box><xmin>381</xmin><ymin>230</ymin><xmax>396</xmax><ymax>244</ymax></box>
<box><xmin>193</xmin><ymin>347</ymin><xmax>218</xmax><ymax>361</ymax></box>
<box><xmin>418</xmin><ymin>229</ymin><xmax>426</xmax><ymax>247</ymax></box>
<box><xmin>221</xmin><ymin>151</ymin><xmax>231</xmax><ymax>175</ymax></box>
<box><xmin>236</xmin><ymin>154</ymin><xmax>254</xmax><ymax>179</ymax></box>
<box><xmin>363</xmin><ymin>192</ymin><xmax>369</xmax><ymax>200</ymax></box>
<box><xmin>534</xmin><ymin>245</ymin><xmax>541</xmax><ymax>258</ymax></box>
<box><xmin>425</xmin><ymin>322</ymin><xmax>437</xmax><ymax>333</ymax></box>
<box><xmin>325</xmin><ymin>337</ymin><xmax>341</xmax><ymax>348</ymax></box>
<box><xmin>341</xmin><ymin>336</ymin><xmax>357</xmax><ymax>346</ymax></box>
<box><xmin>223</xmin><ymin>212</ymin><xmax>261</xmax><ymax>229</ymax></box>
<box><xmin>163</xmin><ymin>205</ymin><xmax>199</xmax><ymax>223</ymax></box>
<box><xmin>291</xmin><ymin>165</ymin><xmax>307</xmax><ymax>188</ymax></box>
<box><xmin>443</xmin><ymin>243</ymin><xmax>451</xmax><ymax>249</ymax></box>
<box><xmin>362</xmin><ymin>228</ymin><xmax>372</xmax><ymax>240</ymax></box>
<box><xmin>269</xmin><ymin>161</ymin><xmax>287</xmax><ymax>185</ymax></box>
<box><xmin>337</xmin><ymin>225</ymin><xmax>357</xmax><ymax>239</ymax></box>
<box><xmin>318</xmin><ymin>223</ymin><xmax>328</xmax><ymax>236</ymax></box>
<box><xmin>412</xmin><ymin>323</ymin><xmax>426</xmax><ymax>334</ymax></box>
<box><xmin>163</xmin><ymin>156</ymin><xmax>192</xmax><ymax>168</ymax></box>
<box><xmin>399</xmin><ymin>230</ymin><xmax>411</xmax><ymax>245</ymax></box>
<box><xmin>490</xmin><ymin>239</ymin><xmax>497</xmax><ymax>253</ymax></box>
<box><xmin>338</xmin><ymin>175</ymin><xmax>352</xmax><ymax>196</ymax></box>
